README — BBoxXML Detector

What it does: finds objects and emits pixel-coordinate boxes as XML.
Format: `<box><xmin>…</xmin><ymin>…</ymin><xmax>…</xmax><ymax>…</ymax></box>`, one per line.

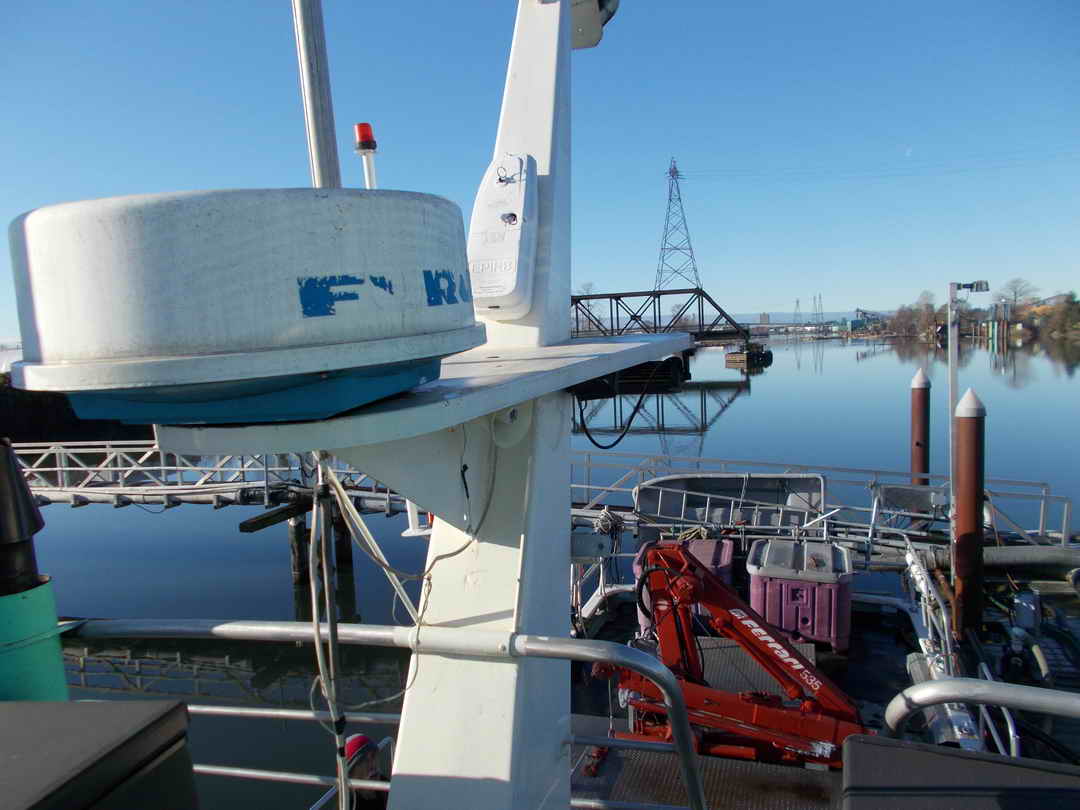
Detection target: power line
<box><xmin>680</xmin><ymin>149</ymin><xmax>1080</xmax><ymax>185</ymax></box>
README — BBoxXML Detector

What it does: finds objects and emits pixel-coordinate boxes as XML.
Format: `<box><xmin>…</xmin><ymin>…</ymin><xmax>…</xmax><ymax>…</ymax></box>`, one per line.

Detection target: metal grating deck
<box><xmin>571</xmin><ymin>745</ymin><xmax>838</xmax><ymax>809</ymax></box>
<box><xmin>571</xmin><ymin>638</ymin><xmax>837</xmax><ymax>808</ymax></box>
<box><xmin>696</xmin><ymin>637</ymin><xmax>816</xmax><ymax>693</ymax></box>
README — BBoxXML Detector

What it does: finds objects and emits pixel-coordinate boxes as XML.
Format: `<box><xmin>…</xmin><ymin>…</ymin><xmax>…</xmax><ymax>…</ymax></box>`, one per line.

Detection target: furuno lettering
<box><xmin>469</xmin><ymin>259</ymin><xmax>514</xmax><ymax>275</ymax></box>
<box><xmin>297</xmin><ymin>273</ymin><xmax>396</xmax><ymax>317</ymax></box>
<box><xmin>423</xmin><ymin>269</ymin><xmax>473</xmax><ymax>306</ymax></box>
<box><xmin>297</xmin><ymin>274</ymin><xmax>365</xmax><ymax>317</ymax></box>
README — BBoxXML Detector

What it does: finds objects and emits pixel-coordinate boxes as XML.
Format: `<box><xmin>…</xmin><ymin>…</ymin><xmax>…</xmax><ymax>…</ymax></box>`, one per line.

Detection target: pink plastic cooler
<box><xmin>746</xmin><ymin>539</ymin><xmax>853</xmax><ymax>653</ymax></box>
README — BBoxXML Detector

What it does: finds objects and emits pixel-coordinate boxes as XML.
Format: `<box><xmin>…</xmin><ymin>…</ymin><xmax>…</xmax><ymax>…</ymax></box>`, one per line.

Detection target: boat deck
<box><xmin>570</xmin><ymin>735</ymin><xmax>838</xmax><ymax>810</ymax></box>
<box><xmin>572</xmin><ymin>638</ymin><xmax>841</xmax><ymax>809</ymax></box>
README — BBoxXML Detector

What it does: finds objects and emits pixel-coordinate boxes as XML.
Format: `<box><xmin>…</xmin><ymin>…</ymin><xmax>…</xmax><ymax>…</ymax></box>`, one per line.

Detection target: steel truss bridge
<box><xmin>570</xmin><ymin>287</ymin><xmax>748</xmax><ymax>343</ymax></box>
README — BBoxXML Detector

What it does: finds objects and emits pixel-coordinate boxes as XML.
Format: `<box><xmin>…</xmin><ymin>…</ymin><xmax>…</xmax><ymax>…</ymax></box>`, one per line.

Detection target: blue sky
<box><xmin>2</xmin><ymin>0</ymin><xmax>1078</xmax><ymax>338</ymax></box>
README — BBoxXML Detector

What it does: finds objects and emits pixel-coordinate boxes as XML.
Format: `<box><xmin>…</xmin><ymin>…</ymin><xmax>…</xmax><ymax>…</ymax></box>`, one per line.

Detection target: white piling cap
<box><xmin>955</xmin><ymin>388</ymin><xmax>986</xmax><ymax>418</ymax></box>
<box><xmin>911</xmin><ymin>368</ymin><xmax>930</xmax><ymax>389</ymax></box>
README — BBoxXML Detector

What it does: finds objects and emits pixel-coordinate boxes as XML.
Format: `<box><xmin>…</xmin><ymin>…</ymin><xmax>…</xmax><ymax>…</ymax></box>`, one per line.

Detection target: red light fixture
<box><xmin>354</xmin><ymin>123</ymin><xmax>377</xmax><ymax>153</ymax></box>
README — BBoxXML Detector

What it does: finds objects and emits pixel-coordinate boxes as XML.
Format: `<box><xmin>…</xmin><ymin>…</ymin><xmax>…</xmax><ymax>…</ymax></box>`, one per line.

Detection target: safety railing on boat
<box><xmin>572</xmin><ymin>450</ymin><xmax>1073</xmax><ymax>545</ymax></box>
<box><xmin>974</xmin><ymin>662</ymin><xmax>1021</xmax><ymax>758</ymax></box>
<box><xmin>884</xmin><ymin>677</ymin><xmax>1080</xmax><ymax>738</ymax></box>
<box><xmin>65</xmin><ymin>618</ymin><xmax>711</xmax><ymax>810</ymax></box>
<box><xmin>635</xmin><ymin>484</ymin><xmax>822</xmax><ymax>534</ymax></box>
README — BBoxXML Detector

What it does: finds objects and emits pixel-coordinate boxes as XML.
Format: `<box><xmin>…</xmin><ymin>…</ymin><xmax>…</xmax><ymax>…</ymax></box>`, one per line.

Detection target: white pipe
<box><xmin>361</xmin><ymin>153</ymin><xmax>378</xmax><ymax>190</ymax></box>
<box><xmin>291</xmin><ymin>0</ymin><xmax>342</xmax><ymax>188</ymax></box>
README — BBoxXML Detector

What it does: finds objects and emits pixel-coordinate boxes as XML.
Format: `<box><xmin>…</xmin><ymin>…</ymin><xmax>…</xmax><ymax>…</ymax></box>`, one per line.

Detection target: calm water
<box><xmin>34</xmin><ymin>337</ymin><xmax>1079</xmax><ymax>807</ymax></box>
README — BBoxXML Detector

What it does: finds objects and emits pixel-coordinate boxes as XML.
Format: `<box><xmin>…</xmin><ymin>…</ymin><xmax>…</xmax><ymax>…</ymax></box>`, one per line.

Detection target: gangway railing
<box><xmin>14</xmin><ymin>442</ymin><xmax>1072</xmax><ymax>544</ymax></box>
<box><xmin>13</xmin><ymin>441</ymin><xmax>404</xmax><ymax>513</ymax></box>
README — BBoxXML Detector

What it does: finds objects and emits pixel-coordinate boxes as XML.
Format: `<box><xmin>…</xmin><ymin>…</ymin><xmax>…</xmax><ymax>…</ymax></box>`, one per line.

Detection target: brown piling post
<box><xmin>952</xmin><ymin>388</ymin><xmax>986</xmax><ymax>637</ymax></box>
<box><xmin>288</xmin><ymin>515</ymin><xmax>308</xmax><ymax>584</ymax></box>
<box><xmin>910</xmin><ymin>368</ymin><xmax>930</xmax><ymax>486</ymax></box>
<box><xmin>332</xmin><ymin>505</ymin><xmax>353</xmax><ymax>570</ymax></box>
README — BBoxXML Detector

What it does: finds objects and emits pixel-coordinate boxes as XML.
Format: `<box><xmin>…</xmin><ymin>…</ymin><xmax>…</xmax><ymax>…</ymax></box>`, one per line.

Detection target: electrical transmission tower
<box><xmin>653</xmin><ymin>158</ymin><xmax>702</xmax><ymax>290</ymax></box>
<box><xmin>813</xmin><ymin>294</ymin><xmax>825</xmax><ymax>331</ymax></box>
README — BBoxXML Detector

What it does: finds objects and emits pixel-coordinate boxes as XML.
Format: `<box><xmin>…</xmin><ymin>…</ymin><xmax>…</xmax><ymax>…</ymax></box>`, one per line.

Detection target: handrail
<box><xmin>193</xmin><ymin>763</ymin><xmax>388</xmax><ymax>792</ymax></box>
<box><xmin>884</xmin><ymin>678</ymin><xmax>1080</xmax><ymax>737</ymax></box>
<box><xmin>975</xmin><ymin>663</ymin><xmax>1020</xmax><ymax>758</ymax></box>
<box><xmin>187</xmin><ymin>704</ymin><xmax>400</xmax><ymax>725</ymax></box>
<box><xmin>67</xmin><ymin>619</ymin><xmax>708</xmax><ymax>810</ymax></box>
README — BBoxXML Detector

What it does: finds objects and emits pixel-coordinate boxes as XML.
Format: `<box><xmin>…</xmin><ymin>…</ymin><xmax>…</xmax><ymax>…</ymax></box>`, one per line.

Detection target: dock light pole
<box><xmin>947</xmin><ymin>280</ymin><xmax>988</xmax><ymax>576</ymax></box>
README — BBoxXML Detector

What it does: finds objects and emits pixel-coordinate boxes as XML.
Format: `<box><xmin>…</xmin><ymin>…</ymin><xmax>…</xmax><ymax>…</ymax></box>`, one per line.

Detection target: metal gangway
<box><xmin>13</xmin><ymin>441</ymin><xmax>1073</xmax><ymax>546</ymax></box>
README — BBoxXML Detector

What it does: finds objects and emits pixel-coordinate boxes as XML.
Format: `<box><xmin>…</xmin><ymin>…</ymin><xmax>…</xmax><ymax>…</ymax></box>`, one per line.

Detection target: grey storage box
<box><xmin>1</xmin><ymin>700</ymin><xmax>198</xmax><ymax>809</ymax></box>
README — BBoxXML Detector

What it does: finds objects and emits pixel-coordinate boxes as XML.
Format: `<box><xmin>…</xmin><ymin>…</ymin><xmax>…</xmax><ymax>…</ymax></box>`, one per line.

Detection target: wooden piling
<box><xmin>910</xmin><ymin>368</ymin><xmax>930</xmax><ymax>486</ymax></box>
<box><xmin>288</xmin><ymin>515</ymin><xmax>308</xmax><ymax>584</ymax></box>
<box><xmin>332</xmin><ymin>505</ymin><xmax>352</xmax><ymax>570</ymax></box>
<box><xmin>952</xmin><ymin>388</ymin><xmax>986</xmax><ymax>637</ymax></box>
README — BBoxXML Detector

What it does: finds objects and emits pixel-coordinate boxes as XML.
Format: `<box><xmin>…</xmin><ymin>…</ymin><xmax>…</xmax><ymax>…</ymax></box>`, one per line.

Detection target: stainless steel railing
<box><xmin>884</xmin><ymin>677</ymin><xmax>1080</xmax><ymax>738</ymax></box>
<box><xmin>67</xmin><ymin>618</ymin><xmax>709</xmax><ymax>810</ymax></box>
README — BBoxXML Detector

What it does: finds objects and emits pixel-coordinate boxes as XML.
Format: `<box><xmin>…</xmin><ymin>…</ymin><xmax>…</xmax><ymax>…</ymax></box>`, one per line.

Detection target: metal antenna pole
<box><xmin>654</xmin><ymin>158</ymin><xmax>703</xmax><ymax>290</ymax></box>
<box><xmin>292</xmin><ymin>0</ymin><xmax>342</xmax><ymax>188</ymax></box>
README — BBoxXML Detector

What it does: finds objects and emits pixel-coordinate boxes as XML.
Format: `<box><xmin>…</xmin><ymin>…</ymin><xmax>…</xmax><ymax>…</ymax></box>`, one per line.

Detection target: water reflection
<box><xmin>573</xmin><ymin>378</ymin><xmax>750</xmax><ymax>457</ymax></box>
<box><xmin>776</xmin><ymin>336</ymin><xmax>830</xmax><ymax>375</ymax></box>
<box><xmin>777</xmin><ymin>335</ymin><xmax>1079</xmax><ymax>390</ymax></box>
<box><xmin>62</xmin><ymin>635</ymin><xmax>409</xmax><ymax>710</ymax></box>
<box><xmin>880</xmin><ymin>336</ymin><xmax>1078</xmax><ymax>389</ymax></box>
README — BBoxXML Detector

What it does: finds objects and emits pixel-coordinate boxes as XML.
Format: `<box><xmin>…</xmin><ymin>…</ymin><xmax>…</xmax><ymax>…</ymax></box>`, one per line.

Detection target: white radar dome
<box><xmin>9</xmin><ymin>189</ymin><xmax>483</xmax><ymax>424</ymax></box>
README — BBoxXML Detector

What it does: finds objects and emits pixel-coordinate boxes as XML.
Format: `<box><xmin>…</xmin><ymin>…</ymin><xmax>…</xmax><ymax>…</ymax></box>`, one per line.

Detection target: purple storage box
<box><xmin>633</xmin><ymin>537</ymin><xmax>733</xmax><ymax>635</ymax></box>
<box><xmin>747</xmin><ymin>539</ymin><xmax>853</xmax><ymax>653</ymax></box>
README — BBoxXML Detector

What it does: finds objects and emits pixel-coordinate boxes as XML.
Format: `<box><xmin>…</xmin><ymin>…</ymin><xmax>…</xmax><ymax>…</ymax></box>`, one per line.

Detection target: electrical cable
<box><xmin>576</xmin><ymin>361</ymin><xmax>665</xmax><ymax>450</ymax></box>
<box><xmin>305</xmin><ymin>465</ymin><xmax>353</xmax><ymax>810</ymax></box>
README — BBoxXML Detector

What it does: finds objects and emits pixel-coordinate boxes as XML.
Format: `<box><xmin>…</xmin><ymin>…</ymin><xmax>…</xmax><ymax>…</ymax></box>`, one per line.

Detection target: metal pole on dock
<box><xmin>910</xmin><ymin>368</ymin><xmax>930</xmax><ymax>487</ymax></box>
<box><xmin>291</xmin><ymin>0</ymin><xmax>342</xmax><ymax>188</ymax></box>
<box><xmin>952</xmin><ymin>389</ymin><xmax>986</xmax><ymax>638</ymax></box>
<box><xmin>947</xmin><ymin>284</ymin><xmax>959</xmax><ymax>543</ymax></box>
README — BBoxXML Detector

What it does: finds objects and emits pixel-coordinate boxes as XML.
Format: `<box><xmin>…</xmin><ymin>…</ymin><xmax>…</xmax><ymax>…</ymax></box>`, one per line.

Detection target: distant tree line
<box><xmin>886</xmin><ymin>278</ymin><xmax>1079</xmax><ymax>341</ymax></box>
